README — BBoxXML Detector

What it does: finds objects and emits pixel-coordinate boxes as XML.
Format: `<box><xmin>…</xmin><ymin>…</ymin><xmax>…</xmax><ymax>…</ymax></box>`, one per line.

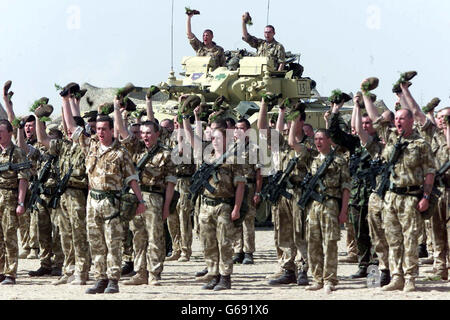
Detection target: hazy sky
<box><xmin>1</xmin><ymin>0</ymin><xmax>449</xmax><ymax>116</ymax></box>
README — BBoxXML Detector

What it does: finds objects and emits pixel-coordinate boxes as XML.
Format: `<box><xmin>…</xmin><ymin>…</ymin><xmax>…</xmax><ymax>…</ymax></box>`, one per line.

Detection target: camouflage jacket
<box><xmin>121</xmin><ymin>135</ymin><xmax>177</xmax><ymax>191</ymax></box>
<box><xmin>72</xmin><ymin>127</ymin><xmax>137</xmax><ymax>191</ymax></box>
<box><xmin>28</xmin><ymin>143</ymin><xmax>59</xmax><ymax>188</ymax></box>
<box><xmin>189</xmin><ymin>36</ymin><xmax>226</xmax><ymax>70</ymax></box>
<box><xmin>242</xmin><ymin>34</ymin><xmax>286</xmax><ymax>69</ymax></box>
<box><xmin>375</xmin><ymin>117</ymin><xmax>436</xmax><ymax>188</ymax></box>
<box><xmin>290</xmin><ymin>135</ymin><xmax>317</xmax><ymax>186</ymax></box>
<box><xmin>49</xmin><ymin>138</ymin><xmax>88</xmax><ymax>189</ymax></box>
<box><xmin>0</xmin><ymin>142</ymin><xmax>32</xmax><ymax>189</ymax></box>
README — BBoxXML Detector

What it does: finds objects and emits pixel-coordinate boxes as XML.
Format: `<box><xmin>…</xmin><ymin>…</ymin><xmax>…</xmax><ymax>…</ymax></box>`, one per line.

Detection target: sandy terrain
<box><xmin>0</xmin><ymin>227</ymin><xmax>448</xmax><ymax>301</ymax></box>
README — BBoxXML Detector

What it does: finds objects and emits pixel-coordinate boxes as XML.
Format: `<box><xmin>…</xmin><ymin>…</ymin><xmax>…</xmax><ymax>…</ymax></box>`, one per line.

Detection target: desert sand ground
<box><xmin>0</xmin><ymin>227</ymin><xmax>448</xmax><ymax>301</ymax></box>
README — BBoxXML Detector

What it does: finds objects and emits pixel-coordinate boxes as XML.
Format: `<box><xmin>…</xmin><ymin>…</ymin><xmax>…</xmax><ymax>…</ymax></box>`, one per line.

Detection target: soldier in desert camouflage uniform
<box><xmin>241</xmin><ymin>12</ymin><xmax>286</xmax><ymax>71</ymax></box>
<box><xmin>0</xmin><ymin>119</ymin><xmax>31</xmax><ymax>285</ymax></box>
<box><xmin>34</xmin><ymin>98</ymin><xmax>90</xmax><ymax>286</ymax></box>
<box><xmin>364</xmin><ymin>83</ymin><xmax>436</xmax><ymax>292</ymax></box>
<box><xmin>63</xmin><ymin>95</ymin><xmax>146</xmax><ymax>294</ymax></box>
<box><xmin>186</xmin><ymin>11</ymin><xmax>226</xmax><ymax>71</ymax></box>
<box><xmin>304</xmin><ymin>129</ymin><xmax>351</xmax><ymax>294</ymax></box>
<box><xmin>114</xmin><ymin>99</ymin><xmax>177</xmax><ymax>286</ymax></box>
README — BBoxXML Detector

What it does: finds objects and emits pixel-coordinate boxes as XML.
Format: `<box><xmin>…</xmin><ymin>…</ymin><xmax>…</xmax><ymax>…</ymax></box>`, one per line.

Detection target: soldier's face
<box><xmin>130</xmin><ymin>125</ymin><xmax>141</xmax><ymax>137</ymax></box>
<box><xmin>234</xmin><ymin>122</ymin><xmax>248</xmax><ymax>141</ymax></box>
<box><xmin>0</xmin><ymin>125</ymin><xmax>12</xmax><ymax>146</ymax></box>
<box><xmin>211</xmin><ymin>129</ymin><xmax>226</xmax><ymax>153</ymax></box>
<box><xmin>436</xmin><ymin>109</ymin><xmax>450</xmax><ymax>130</ymax></box>
<box><xmin>96</xmin><ymin>121</ymin><xmax>114</xmax><ymax>146</ymax></box>
<box><xmin>204</xmin><ymin>126</ymin><xmax>212</xmax><ymax>141</ymax></box>
<box><xmin>25</xmin><ymin>121</ymin><xmax>36</xmax><ymax>139</ymax></box>
<box><xmin>314</xmin><ymin>132</ymin><xmax>331</xmax><ymax>154</ymax></box>
<box><xmin>395</xmin><ymin>110</ymin><xmax>414</xmax><ymax>136</ymax></box>
<box><xmin>264</xmin><ymin>27</ymin><xmax>275</xmax><ymax>42</ymax></box>
<box><xmin>161</xmin><ymin>120</ymin><xmax>174</xmax><ymax>133</ymax></box>
<box><xmin>303</xmin><ymin>125</ymin><xmax>314</xmax><ymax>137</ymax></box>
<box><xmin>203</xmin><ymin>31</ymin><xmax>213</xmax><ymax>46</ymax></box>
<box><xmin>141</xmin><ymin>125</ymin><xmax>159</xmax><ymax>148</ymax></box>
<box><xmin>362</xmin><ymin>116</ymin><xmax>376</xmax><ymax>135</ymax></box>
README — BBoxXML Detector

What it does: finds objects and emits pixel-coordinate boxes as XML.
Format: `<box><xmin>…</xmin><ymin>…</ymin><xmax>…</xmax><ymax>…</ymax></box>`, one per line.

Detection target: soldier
<box><xmin>63</xmin><ymin>95</ymin><xmax>146</xmax><ymax>294</ymax></box>
<box><xmin>0</xmin><ymin>119</ymin><xmax>31</xmax><ymax>285</ymax></box>
<box><xmin>186</xmin><ymin>10</ymin><xmax>226</xmax><ymax>71</ymax></box>
<box><xmin>114</xmin><ymin>97</ymin><xmax>177</xmax><ymax>286</ymax></box>
<box><xmin>232</xmin><ymin>119</ymin><xmax>263</xmax><ymax>265</ymax></box>
<box><xmin>34</xmin><ymin>97</ymin><xmax>90</xmax><ymax>286</ymax></box>
<box><xmin>241</xmin><ymin>12</ymin><xmax>286</xmax><ymax>71</ymax></box>
<box><xmin>399</xmin><ymin>83</ymin><xmax>449</xmax><ymax>281</ymax></box>
<box><xmin>304</xmin><ymin>129</ymin><xmax>351</xmax><ymax>294</ymax></box>
<box><xmin>364</xmin><ymin>84</ymin><xmax>436</xmax><ymax>292</ymax></box>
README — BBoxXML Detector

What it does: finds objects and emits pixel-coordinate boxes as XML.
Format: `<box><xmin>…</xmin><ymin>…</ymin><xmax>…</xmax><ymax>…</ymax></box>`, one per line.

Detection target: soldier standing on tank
<box><xmin>364</xmin><ymin>83</ymin><xmax>436</xmax><ymax>292</ymax></box>
<box><xmin>0</xmin><ymin>119</ymin><xmax>32</xmax><ymax>285</ymax></box>
<box><xmin>186</xmin><ymin>10</ymin><xmax>226</xmax><ymax>71</ymax></box>
<box><xmin>63</xmin><ymin>95</ymin><xmax>146</xmax><ymax>294</ymax></box>
<box><xmin>241</xmin><ymin>12</ymin><xmax>286</xmax><ymax>71</ymax></box>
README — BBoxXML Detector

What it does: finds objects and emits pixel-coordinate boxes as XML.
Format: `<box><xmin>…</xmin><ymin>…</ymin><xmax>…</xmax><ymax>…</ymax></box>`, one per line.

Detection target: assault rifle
<box><xmin>349</xmin><ymin>151</ymin><xmax>371</xmax><ymax>177</ymax></box>
<box><xmin>260</xmin><ymin>156</ymin><xmax>299</xmax><ymax>205</ymax></box>
<box><xmin>49</xmin><ymin>165</ymin><xmax>73</xmax><ymax>209</ymax></box>
<box><xmin>354</xmin><ymin>158</ymin><xmax>385</xmax><ymax>191</ymax></box>
<box><xmin>28</xmin><ymin>155</ymin><xmax>56</xmax><ymax>211</ymax></box>
<box><xmin>375</xmin><ymin>133</ymin><xmax>408</xmax><ymax>198</ymax></box>
<box><xmin>0</xmin><ymin>160</ymin><xmax>32</xmax><ymax>173</ymax></box>
<box><xmin>298</xmin><ymin>148</ymin><xmax>337</xmax><ymax>210</ymax></box>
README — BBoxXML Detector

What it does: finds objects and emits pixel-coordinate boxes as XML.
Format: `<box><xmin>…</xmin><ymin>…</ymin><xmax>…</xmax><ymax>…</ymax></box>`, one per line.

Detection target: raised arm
<box><xmin>354</xmin><ymin>97</ymin><xmax>370</xmax><ymax>145</ymax></box>
<box><xmin>400</xmin><ymin>82</ymin><xmax>427</xmax><ymax>125</ymax></box>
<box><xmin>186</xmin><ymin>13</ymin><xmax>195</xmax><ymax>40</ymax></box>
<box><xmin>34</xmin><ymin>107</ymin><xmax>51</xmax><ymax>149</ymax></box>
<box><xmin>62</xmin><ymin>96</ymin><xmax>77</xmax><ymax>134</ymax></box>
<box><xmin>257</xmin><ymin>97</ymin><xmax>268</xmax><ymax>131</ymax></box>
<box><xmin>276</xmin><ymin>107</ymin><xmax>285</xmax><ymax>133</ymax></box>
<box><xmin>16</xmin><ymin>123</ymin><xmax>29</xmax><ymax>154</ymax></box>
<box><xmin>113</xmin><ymin>97</ymin><xmax>130</xmax><ymax>140</ymax></box>
<box><xmin>242</xmin><ymin>12</ymin><xmax>249</xmax><ymax>40</ymax></box>
<box><xmin>361</xmin><ymin>80</ymin><xmax>381</xmax><ymax>122</ymax></box>
<box><xmin>2</xmin><ymin>93</ymin><xmax>16</xmax><ymax>124</ymax></box>
<box><xmin>288</xmin><ymin>117</ymin><xmax>304</xmax><ymax>154</ymax></box>
<box><xmin>69</xmin><ymin>96</ymin><xmax>81</xmax><ymax>117</ymax></box>
<box><xmin>145</xmin><ymin>96</ymin><xmax>155</xmax><ymax>123</ymax></box>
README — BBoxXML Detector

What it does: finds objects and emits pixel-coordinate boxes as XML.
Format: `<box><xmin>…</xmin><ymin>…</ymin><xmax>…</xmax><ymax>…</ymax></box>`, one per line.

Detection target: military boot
<box><xmin>297</xmin><ymin>271</ymin><xmax>309</xmax><ymax>286</ymax></box>
<box><xmin>213</xmin><ymin>275</ymin><xmax>231</xmax><ymax>291</ymax></box>
<box><xmin>149</xmin><ymin>272</ymin><xmax>161</xmax><ymax>286</ymax></box>
<box><xmin>52</xmin><ymin>274</ymin><xmax>73</xmax><ymax>286</ymax></box>
<box><xmin>305</xmin><ymin>282</ymin><xmax>324</xmax><ymax>291</ymax></box>
<box><xmin>0</xmin><ymin>277</ymin><xmax>16</xmax><ymax>285</ymax></box>
<box><xmin>418</xmin><ymin>243</ymin><xmax>428</xmax><ymax>258</ymax></box>
<box><xmin>27</xmin><ymin>249</ymin><xmax>39</xmax><ymax>259</ymax></box>
<box><xmin>195</xmin><ymin>268</ymin><xmax>208</xmax><ymax>278</ymax></box>
<box><xmin>166</xmin><ymin>250</ymin><xmax>181</xmax><ymax>262</ymax></box>
<box><xmin>324</xmin><ymin>283</ymin><xmax>336</xmax><ymax>294</ymax></box>
<box><xmin>361</xmin><ymin>77</ymin><xmax>379</xmax><ymax>92</ymax></box>
<box><xmin>268</xmin><ymin>269</ymin><xmax>296</xmax><ymax>285</ymax></box>
<box><xmin>121</xmin><ymin>261</ymin><xmax>134</xmax><ymax>276</ymax></box>
<box><xmin>380</xmin><ymin>270</ymin><xmax>391</xmax><ymax>287</ymax></box>
<box><xmin>71</xmin><ymin>274</ymin><xmax>88</xmax><ymax>286</ymax></box>
<box><xmin>104</xmin><ymin>279</ymin><xmax>120</xmax><ymax>294</ymax></box>
<box><xmin>242</xmin><ymin>253</ymin><xmax>254</xmax><ymax>265</ymax></box>
<box><xmin>29</xmin><ymin>266</ymin><xmax>52</xmax><ymax>277</ymax></box>
<box><xmin>123</xmin><ymin>271</ymin><xmax>148</xmax><ymax>286</ymax></box>
<box><xmin>3</xmin><ymin>80</ymin><xmax>12</xmax><ymax>96</ymax></box>
<box><xmin>233</xmin><ymin>252</ymin><xmax>245</xmax><ymax>264</ymax></box>
<box><xmin>0</xmin><ymin>274</ymin><xmax>5</xmax><ymax>283</ymax></box>
<box><xmin>51</xmin><ymin>267</ymin><xmax>62</xmax><ymax>277</ymax></box>
<box><xmin>19</xmin><ymin>249</ymin><xmax>30</xmax><ymax>259</ymax></box>
<box><xmin>85</xmin><ymin>279</ymin><xmax>108</xmax><ymax>294</ymax></box>
<box><xmin>178</xmin><ymin>254</ymin><xmax>190</xmax><ymax>262</ymax></box>
<box><xmin>403</xmin><ymin>278</ymin><xmax>416</xmax><ymax>292</ymax></box>
<box><xmin>381</xmin><ymin>276</ymin><xmax>404</xmax><ymax>291</ymax></box>
<box><xmin>202</xmin><ymin>275</ymin><xmax>220</xmax><ymax>290</ymax></box>
<box><xmin>266</xmin><ymin>268</ymin><xmax>284</xmax><ymax>280</ymax></box>
<box><xmin>350</xmin><ymin>267</ymin><xmax>368</xmax><ymax>279</ymax></box>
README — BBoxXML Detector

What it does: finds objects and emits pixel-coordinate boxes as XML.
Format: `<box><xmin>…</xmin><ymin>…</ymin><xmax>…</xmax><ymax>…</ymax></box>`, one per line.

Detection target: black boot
<box><xmin>85</xmin><ymin>279</ymin><xmax>109</xmax><ymax>294</ymax></box>
<box><xmin>418</xmin><ymin>244</ymin><xmax>428</xmax><ymax>258</ymax></box>
<box><xmin>202</xmin><ymin>275</ymin><xmax>220</xmax><ymax>290</ymax></box>
<box><xmin>268</xmin><ymin>269</ymin><xmax>296</xmax><ymax>285</ymax></box>
<box><xmin>0</xmin><ymin>274</ymin><xmax>5</xmax><ymax>283</ymax></box>
<box><xmin>350</xmin><ymin>267</ymin><xmax>368</xmax><ymax>279</ymax></box>
<box><xmin>297</xmin><ymin>271</ymin><xmax>309</xmax><ymax>286</ymax></box>
<box><xmin>121</xmin><ymin>261</ymin><xmax>134</xmax><ymax>276</ymax></box>
<box><xmin>104</xmin><ymin>279</ymin><xmax>119</xmax><ymax>294</ymax></box>
<box><xmin>242</xmin><ymin>253</ymin><xmax>254</xmax><ymax>265</ymax></box>
<box><xmin>51</xmin><ymin>267</ymin><xmax>62</xmax><ymax>277</ymax></box>
<box><xmin>29</xmin><ymin>266</ymin><xmax>52</xmax><ymax>277</ymax></box>
<box><xmin>0</xmin><ymin>276</ymin><xmax>16</xmax><ymax>285</ymax></box>
<box><xmin>213</xmin><ymin>275</ymin><xmax>231</xmax><ymax>291</ymax></box>
<box><xmin>380</xmin><ymin>270</ymin><xmax>391</xmax><ymax>287</ymax></box>
<box><xmin>233</xmin><ymin>252</ymin><xmax>245</xmax><ymax>264</ymax></box>
<box><xmin>195</xmin><ymin>268</ymin><xmax>208</xmax><ymax>277</ymax></box>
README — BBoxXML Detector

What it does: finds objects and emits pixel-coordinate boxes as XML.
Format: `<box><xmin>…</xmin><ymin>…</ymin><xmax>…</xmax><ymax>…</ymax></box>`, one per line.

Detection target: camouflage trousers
<box><xmin>233</xmin><ymin>184</ymin><xmax>256</xmax><ymax>255</ymax></box>
<box><xmin>418</xmin><ymin>218</ymin><xmax>433</xmax><ymax>254</ymax></box>
<box><xmin>28</xmin><ymin>208</ymin><xmax>39</xmax><ymax>250</ymax></box>
<box><xmin>430</xmin><ymin>188</ymin><xmax>449</xmax><ymax>278</ymax></box>
<box><xmin>0</xmin><ymin>190</ymin><xmax>20</xmax><ymax>278</ymax></box>
<box><xmin>86</xmin><ymin>195</ymin><xmax>123</xmax><ymax>281</ymax></box>
<box><xmin>59</xmin><ymin>189</ymin><xmax>90</xmax><ymax>279</ymax></box>
<box><xmin>306</xmin><ymin>198</ymin><xmax>340</xmax><ymax>286</ymax></box>
<box><xmin>272</xmin><ymin>203</ymin><xmax>283</xmax><ymax>265</ymax></box>
<box><xmin>367</xmin><ymin>193</ymin><xmax>389</xmax><ymax>271</ymax></box>
<box><xmin>18</xmin><ymin>211</ymin><xmax>30</xmax><ymax>251</ymax></box>
<box><xmin>199</xmin><ymin>201</ymin><xmax>236</xmax><ymax>276</ymax></box>
<box><xmin>168</xmin><ymin>178</ymin><xmax>193</xmax><ymax>258</ymax></box>
<box><xmin>35</xmin><ymin>194</ymin><xmax>64</xmax><ymax>269</ymax></box>
<box><xmin>344</xmin><ymin>221</ymin><xmax>358</xmax><ymax>257</ymax></box>
<box><xmin>349</xmin><ymin>204</ymin><xmax>376</xmax><ymax>268</ymax></box>
<box><xmin>130</xmin><ymin>192</ymin><xmax>165</xmax><ymax>278</ymax></box>
<box><xmin>383</xmin><ymin>191</ymin><xmax>422</xmax><ymax>280</ymax></box>
<box><xmin>272</xmin><ymin>191</ymin><xmax>308</xmax><ymax>273</ymax></box>
<box><xmin>122</xmin><ymin>221</ymin><xmax>133</xmax><ymax>263</ymax></box>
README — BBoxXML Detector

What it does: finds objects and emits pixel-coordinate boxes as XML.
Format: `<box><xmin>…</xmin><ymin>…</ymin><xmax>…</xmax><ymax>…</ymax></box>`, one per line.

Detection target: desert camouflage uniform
<box><xmin>419</xmin><ymin>119</ymin><xmax>449</xmax><ymax>279</ymax></box>
<box><xmin>121</xmin><ymin>135</ymin><xmax>177</xmax><ymax>280</ymax></box>
<box><xmin>198</xmin><ymin>150</ymin><xmax>246</xmax><ymax>277</ymax></box>
<box><xmin>242</xmin><ymin>33</ymin><xmax>286</xmax><ymax>70</ymax></box>
<box><xmin>189</xmin><ymin>36</ymin><xmax>226</xmax><ymax>71</ymax></box>
<box><xmin>73</xmin><ymin>127</ymin><xmax>138</xmax><ymax>281</ymax></box>
<box><xmin>306</xmin><ymin>152</ymin><xmax>351</xmax><ymax>286</ymax></box>
<box><xmin>0</xmin><ymin>143</ymin><xmax>32</xmax><ymax>278</ymax></box>
<box><xmin>49</xmin><ymin>138</ymin><xmax>89</xmax><ymax>280</ymax></box>
<box><xmin>28</xmin><ymin>144</ymin><xmax>64</xmax><ymax>270</ymax></box>
<box><xmin>375</xmin><ymin>117</ymin><xmax>435</xmax><ymax>282</ymax></box>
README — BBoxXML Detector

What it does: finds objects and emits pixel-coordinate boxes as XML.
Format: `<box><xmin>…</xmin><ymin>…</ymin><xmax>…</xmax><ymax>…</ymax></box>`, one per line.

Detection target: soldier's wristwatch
<box><xmin>423</xmin><ymin>194</ymin><xmax>430</xmax><ymax>200</ymax></box>
<box><xmin>18</xmin><ymin>202</ymin><xmax>25</xmax><ymax>207</ymax></box>
<box><xmin>138</xmin><ymin>199</ymin><xmax>146</xmax><ymax>204</ymax></box>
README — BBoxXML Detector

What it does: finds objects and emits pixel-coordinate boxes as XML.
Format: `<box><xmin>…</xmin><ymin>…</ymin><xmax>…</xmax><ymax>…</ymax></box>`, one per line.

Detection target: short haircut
<box><xmin>437</xmin><ymin>107</ymin><xmax>450</xmax><ymax>114</ymax></box>
<box><xmin>211</xmin><ymin>119</ymin><xmax>227</xmax><ymax>129</ymax></box>
<box><xmin>314</xmin><ymin>128</ymin><xmax>330</xmax><ymax>138</ymax></box>
<box><xmin>303</xmin><ymin>123</ymin><xmax>313</xmax><ymax>130</ymax></box>
<box><xmin>0</xmin><ymin>119</ymin><xmax>13</xmax><ymax>133</ymax></box>
<box><xmin>26</xmin><ymin>115</ymin><xmax>36</xmax><ymax>123</ymax></box>
<box><xmin>73</xmin><ymin>116</ymin><xmax>85</xmax><ymax>128</ymax></box>
<box><xmin>399</xmin><ymin>109</ymin><xmax>413</xmax><ymax>119</ymax></box>
<box><xmin>265</xmin><ymin>25</ymin><xmax>275</xmax><ymax>33</ymax></box>
<box><xmin>237</xmin><ymin>118</ymin><xmax>251</xmax><ymax>129</ymax></box>
<box><xmin>362</xmin><ymin>113</ymin><xmax>370</xmax><ymax>118</ymax></box>
<box><xmin>96</xmin><ymin>115</ymin><xmax>113</xmax><ymax>129</ymax></box>
<box><xmin>141</xmin><ymin>120</ymin><xmax>160</xmax><ymax>133</ymax></box>
<box><xmin>225</xmin><ymin>117</ymin><xmax>236</xmax><ymax>127</ymax></box>
<box><xmin>203</xmin><ymin>29</ymin><xmax>214</xmax><ymax>36</ymax></box>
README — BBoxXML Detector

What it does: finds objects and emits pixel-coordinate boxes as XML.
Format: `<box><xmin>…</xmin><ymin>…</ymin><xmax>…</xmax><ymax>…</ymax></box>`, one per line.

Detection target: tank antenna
<box><xmin>266</xmin><ymin>0</ymin><xmax>270</xmax><ymax>25</ymax></box>
<box><xmin>170</xmin><ymin>0</ymin><xmax>174</xmax><ymax>71</ymax></box>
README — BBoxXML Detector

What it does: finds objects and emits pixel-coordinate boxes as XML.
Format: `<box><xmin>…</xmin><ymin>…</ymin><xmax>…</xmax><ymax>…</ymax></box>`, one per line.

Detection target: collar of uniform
<box><xmin>0</xmin><ymin>142</ymin><xmax>14</xmax><ymax>156</ymax></box>
<box><xmin>97</xmin><ymin>138</ymin><xmax>118</xmax><ymax>156</ymax></box>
